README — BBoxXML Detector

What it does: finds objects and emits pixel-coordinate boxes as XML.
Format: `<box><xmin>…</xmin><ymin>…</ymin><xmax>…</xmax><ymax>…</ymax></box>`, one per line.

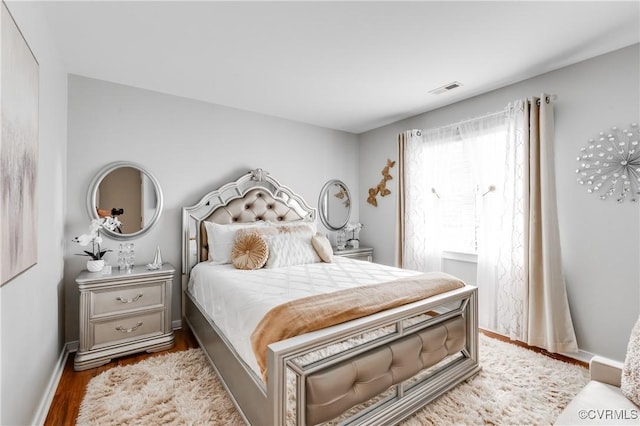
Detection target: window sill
<box><xmin>442</xmin><ymin>251</ymin><xmax>478</xmax><ymax>264</ymax></box>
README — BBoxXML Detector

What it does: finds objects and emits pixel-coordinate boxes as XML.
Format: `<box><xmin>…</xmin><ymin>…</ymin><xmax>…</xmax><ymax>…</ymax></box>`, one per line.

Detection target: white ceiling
<box><xmin>41</xmin><ymin>1</ymin><xmax>640</xmax><ymax>134</ymax></box>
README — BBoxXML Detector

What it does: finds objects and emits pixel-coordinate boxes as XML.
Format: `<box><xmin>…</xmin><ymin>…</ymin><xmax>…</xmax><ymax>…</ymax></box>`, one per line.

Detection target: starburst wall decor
<box><xmin>576</xmin><ymin>123</ymin><xmax>640</xmax><ymax>203</ymax></box>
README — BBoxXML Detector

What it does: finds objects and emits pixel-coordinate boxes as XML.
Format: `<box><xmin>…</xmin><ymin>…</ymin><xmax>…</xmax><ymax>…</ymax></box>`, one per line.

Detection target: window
<box><xmin>425</xmin><ymin>125</ymin><xmax>507</xmax><ymax>254</ymax></box>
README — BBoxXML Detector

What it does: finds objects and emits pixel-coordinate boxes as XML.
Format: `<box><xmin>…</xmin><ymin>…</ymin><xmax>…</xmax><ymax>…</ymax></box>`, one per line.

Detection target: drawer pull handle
<box><xmin>115</xmin><ymin>294</ymin><xmax>143</xmax><ymax>304</ymax></box>
<box><xmin>115</xmin><ymin>321</ymin><xmax>143</xmax><ymax>333</ymax></box>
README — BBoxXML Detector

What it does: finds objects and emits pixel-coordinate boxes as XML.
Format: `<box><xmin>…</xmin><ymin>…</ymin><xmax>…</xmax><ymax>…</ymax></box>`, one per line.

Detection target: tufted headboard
<box><xmin>198</xmin><ymin>188</ymin><xmax>308</xmax><ymax>262</ymax></box>
<box><xmin>181</xmin><ymin>169</ymin><xmax>316</xmax><ymax>276</ymax></box>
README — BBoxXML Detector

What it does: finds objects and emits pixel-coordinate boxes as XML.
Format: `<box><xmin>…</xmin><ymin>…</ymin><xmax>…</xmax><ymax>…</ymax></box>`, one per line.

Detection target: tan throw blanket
<box><xmin>250</xmin><ymin>271</ymin><xmax>466</xmax><ymax>378</ymax></box>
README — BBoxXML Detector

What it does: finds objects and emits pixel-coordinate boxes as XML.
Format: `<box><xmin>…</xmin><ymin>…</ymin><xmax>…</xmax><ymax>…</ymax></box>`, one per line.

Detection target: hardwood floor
<box><xmin>480</xmin><ymin>328</ymin><xmax>589</xmax><ymax>368</ymax></box>
<box><xmin>44</xmin><ymin>328</ymin><xmax>199</xmax><ymax>426</ymax></box>
<box><xmin>44</xmin><ymin>327</ymin><xmax>586</xmax><ymax>425</ymax></box>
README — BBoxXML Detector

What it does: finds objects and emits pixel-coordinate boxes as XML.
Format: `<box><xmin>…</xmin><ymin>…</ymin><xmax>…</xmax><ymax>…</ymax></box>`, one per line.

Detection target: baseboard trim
<box><xmin>172</xmin><ymin>319</ymin><xmax>182</xmax><ymax>330</ymax></box>
<box><xmin>67</xmin><ymin>340</ymin><xmax>79</xmax><ymax>353</ymax></box>
<box><xmin>32</xmin><ymin>342</ymin><xmax>74</xmax><ymax>426</ymax></box>
<box><xmin>561</xmin><ymin>349</ymin><xmax>595</xmax><ymax>365</ymax></box>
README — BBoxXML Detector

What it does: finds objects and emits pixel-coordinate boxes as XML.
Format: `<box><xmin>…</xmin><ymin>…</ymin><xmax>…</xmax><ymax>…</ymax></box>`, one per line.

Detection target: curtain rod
<box><xmin>418</xmin><ymin>108</ymin><xmax>507</xmax><ymax>136</ymax></box>
<box><xmin>534</xmin><ymin>94</ymin><xmax>557</xmax><ymax>106</ymax></box>
<box><xmin>418</xmin><ymin>94</ymin><xmax>558</xmax><ymax>135</ymax></box>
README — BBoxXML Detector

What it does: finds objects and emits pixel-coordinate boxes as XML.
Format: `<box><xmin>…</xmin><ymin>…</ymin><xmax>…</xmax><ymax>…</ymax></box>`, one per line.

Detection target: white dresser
<box><xmin>74</xmin><ymin>263</ymin><xmax>175</xmax><ymax>371</ymax></box>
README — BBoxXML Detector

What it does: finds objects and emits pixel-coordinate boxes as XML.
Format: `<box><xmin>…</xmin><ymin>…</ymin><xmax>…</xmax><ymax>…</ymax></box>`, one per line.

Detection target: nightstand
<box><xmin>333</xmin><ymin>247</ymin><xmax>374</xmax><ymax>262</ymax></box>
<box><xmin>74</xmin><ymin>263</ymin><xmax>175</xmax><ymax>371</ymax></box>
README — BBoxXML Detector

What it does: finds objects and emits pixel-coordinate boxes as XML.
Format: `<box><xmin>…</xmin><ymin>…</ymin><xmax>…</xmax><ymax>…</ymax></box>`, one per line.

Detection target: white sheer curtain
<box><xmin>483</xmin><ymin>104</ymin><xmax>528</xmax><ymax>339</ymax></box>
<box><xmin>457</xmin><ymin>114</ymin><xmax>518</xmax><ymax>333</ymax></box>
<box><xmin>400</xmin><ymin>115</ymin><xmax>520</xmax><ymax>335</ymax></box>
<box><xmin>399</xmin><ymin>127</ymin><xmax>457</xmax><ymax>272</ymax></box>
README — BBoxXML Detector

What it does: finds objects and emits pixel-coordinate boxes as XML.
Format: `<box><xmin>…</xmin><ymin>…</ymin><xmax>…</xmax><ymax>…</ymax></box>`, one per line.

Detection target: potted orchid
<box><xmin>344</xmin><ymin>222</ymin><xmax>363</xmax><ymax>248</ymax></box>
<box><xmin>73</xmin><ymin>216</ymin><xmax>121</xmax><ymax>272</ymax></box>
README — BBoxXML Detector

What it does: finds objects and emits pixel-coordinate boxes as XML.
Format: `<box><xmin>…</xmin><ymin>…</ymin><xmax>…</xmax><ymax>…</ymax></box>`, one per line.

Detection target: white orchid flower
<box><xmin>102</xmin><ymin>216</ymin><xmax>121</xmax><ymax>231</ymax></box>
<box><xmin>74</xmin><ymin>216</ymin><xmax>121</xmax><ymax>261</ymax></box>
<box><xmin>75</xmin><ymin>233</ymin><xmax>93</xmax><ymax>246</ymax></box>
<box><xmin>90</xmin><ymin>219</ymin><xmax>103</xmax><ymax>232</ymax></box>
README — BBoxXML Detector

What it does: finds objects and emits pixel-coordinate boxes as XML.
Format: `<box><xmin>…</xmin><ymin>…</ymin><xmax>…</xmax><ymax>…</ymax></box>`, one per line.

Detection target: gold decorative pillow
<box><xmin>231</xmin><ymin>232</ymin><xmax>269</xmax><ymax>270</ymax></box>
<box><xmin>311</xmin><ymin>232</ymin><xmax>333</xmax><ymax>263</ymax></box>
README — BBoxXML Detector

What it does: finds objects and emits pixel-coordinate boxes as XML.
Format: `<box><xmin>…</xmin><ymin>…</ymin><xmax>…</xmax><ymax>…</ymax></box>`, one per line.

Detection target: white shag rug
<box><xmin>77</xmin><ymin>334</ymin><xmax>588</xmax><ymax>425</ymax></box>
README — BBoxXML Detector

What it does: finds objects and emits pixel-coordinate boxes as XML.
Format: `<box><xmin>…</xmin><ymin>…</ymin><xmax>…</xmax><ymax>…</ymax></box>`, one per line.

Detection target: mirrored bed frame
<box><xmin>181</xmin><ymin>169</ymin><xmax>480</xmax><ymax>425</ymax></box>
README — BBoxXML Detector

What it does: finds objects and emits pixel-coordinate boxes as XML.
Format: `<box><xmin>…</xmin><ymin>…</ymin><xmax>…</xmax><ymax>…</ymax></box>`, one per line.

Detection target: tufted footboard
<box><xmin>266</xmin><ymin>285</ymin><xmax>480</xmax><ymax>426</ymax></box>
<box><xmin>305</xmin><ymin>316</ymin><xmax>465</xmax><ymax>425</ymax></box>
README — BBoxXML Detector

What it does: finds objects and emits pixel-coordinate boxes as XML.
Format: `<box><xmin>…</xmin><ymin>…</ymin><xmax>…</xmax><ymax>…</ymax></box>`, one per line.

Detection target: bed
<box><xmin>181</xmin><ymin>169</ymin><xmax>480</xmax><ymax>425</ymax></box>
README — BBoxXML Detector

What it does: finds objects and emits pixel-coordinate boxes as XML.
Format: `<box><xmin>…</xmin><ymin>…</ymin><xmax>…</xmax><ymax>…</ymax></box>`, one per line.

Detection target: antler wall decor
<box><xmin>367</xmin><ymin>159</ymin><xmax>395</xmax><ymax>207</ymax></box>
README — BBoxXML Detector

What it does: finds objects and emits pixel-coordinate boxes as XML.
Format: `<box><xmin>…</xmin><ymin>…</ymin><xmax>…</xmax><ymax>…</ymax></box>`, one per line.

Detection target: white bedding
<box><xmin>187</xmin><ymin>257</ymin><xmax>420</xmax><ymax>376</ymax></box>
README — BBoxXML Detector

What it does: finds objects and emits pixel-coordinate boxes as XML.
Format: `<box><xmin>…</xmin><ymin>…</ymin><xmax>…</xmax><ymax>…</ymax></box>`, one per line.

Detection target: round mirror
<box><xmin>86</xmin><ymin>161</ymin><xmax>164</xmax><ymax>240</ymax></box>
<box><xmin>318</xmin><ymin>179</ymin><xmax>351</xmax><ymax>231</ymax></box>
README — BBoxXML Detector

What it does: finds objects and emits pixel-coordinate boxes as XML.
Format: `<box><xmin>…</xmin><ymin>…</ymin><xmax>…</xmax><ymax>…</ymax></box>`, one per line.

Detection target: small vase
<box><xmin>86</xmin><ymin>259</ymin><xmax>105</xmax><ymax>273</ymax></box>
<box><xmin>336</xmin><ymin>230</ymin><xmax>347</xmax><ymax>250</ymax></box>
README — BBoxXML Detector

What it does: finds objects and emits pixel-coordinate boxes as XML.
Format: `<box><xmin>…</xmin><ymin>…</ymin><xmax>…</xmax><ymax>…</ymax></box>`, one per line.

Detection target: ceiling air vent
<box><xmin>429</xmin><ymin>81</ymin><xmax>463</xmax><ymax>95</ymax></box>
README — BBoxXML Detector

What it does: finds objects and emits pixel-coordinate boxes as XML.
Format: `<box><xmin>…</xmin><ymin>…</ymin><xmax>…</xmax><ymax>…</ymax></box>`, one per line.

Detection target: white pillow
<box><xmin>202</xmin><ymin>221</ymin><xmax>267</xmax><ymax>264</ymax></box>
<box><xmin>311</xmin><ymin>232</ymin><xmax>333</xmax><ymax>263</ymax></box>
<box><xmin>263</xmin><ymin>225</ymin><xmax>320</xmax><ymax>268</ymax></box>
<box><xmin>266</xmin><ymin>219</ymin><xmax>317</xmax><ymax>233</ymax></box>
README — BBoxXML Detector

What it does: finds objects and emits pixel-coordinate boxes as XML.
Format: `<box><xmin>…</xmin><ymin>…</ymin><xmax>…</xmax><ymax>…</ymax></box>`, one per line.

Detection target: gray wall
<box><xmin>358</xmin><ymin>44</ymin><xmax>640</xmax><ymax>361</ymax></box>
<box><xmin>0</xmin><ymin>2</ymin><xmax>68</xmax><ymax>425</ymax></box>
<box><xmin>65</xmin><ymin>75</ymin><xmax>360</xmax><ymax>342</ymax></box>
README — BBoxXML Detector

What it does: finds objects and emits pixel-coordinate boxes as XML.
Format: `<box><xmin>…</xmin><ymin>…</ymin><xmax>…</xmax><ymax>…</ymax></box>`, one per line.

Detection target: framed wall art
<box><xmin>1</xmin><ymin>1</ymin><xmax>39</xmax><ymax>285</ymax></box>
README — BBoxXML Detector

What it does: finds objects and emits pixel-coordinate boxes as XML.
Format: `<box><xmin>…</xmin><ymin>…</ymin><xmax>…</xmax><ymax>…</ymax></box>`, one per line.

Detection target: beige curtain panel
<box><xmin>523</xmin><ymin>96</ymin><xmax>578</xmax><ymax>353</ymax></box>
<box><xmin>396</xmin><ymin>130</ymin><xmax>407</xmax><ymax>268</ymax></box>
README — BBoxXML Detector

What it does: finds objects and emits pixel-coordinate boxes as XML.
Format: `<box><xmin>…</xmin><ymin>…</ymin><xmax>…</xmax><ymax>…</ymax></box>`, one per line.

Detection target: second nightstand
<box><xmin>333</xmin><ymin>246</ymin><xmax>373</xmax><ymax>262</ymax></box>
<box><xmin>74</xmin><ymin>263</ymin><xmax>175</xmax><ymax>371</ymax></box>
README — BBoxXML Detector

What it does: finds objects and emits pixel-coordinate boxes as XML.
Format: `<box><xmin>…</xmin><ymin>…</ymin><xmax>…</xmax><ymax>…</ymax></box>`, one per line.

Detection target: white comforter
<box><xmin>187</xmin><ymin>257</ymin><xmax>420</xmax><ymax>376</ymax></box>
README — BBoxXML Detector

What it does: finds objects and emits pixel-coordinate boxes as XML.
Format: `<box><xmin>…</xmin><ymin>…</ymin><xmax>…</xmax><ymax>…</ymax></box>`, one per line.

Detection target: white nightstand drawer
<box><xmin>91</xmin><ymin>282</ymin><xmax>164</xmax><ymax>316</ymax></box>
<box><xmin>92</xmin><ymin>311</ymin><xmax>164</xmax><ymax>348</ymax></box>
